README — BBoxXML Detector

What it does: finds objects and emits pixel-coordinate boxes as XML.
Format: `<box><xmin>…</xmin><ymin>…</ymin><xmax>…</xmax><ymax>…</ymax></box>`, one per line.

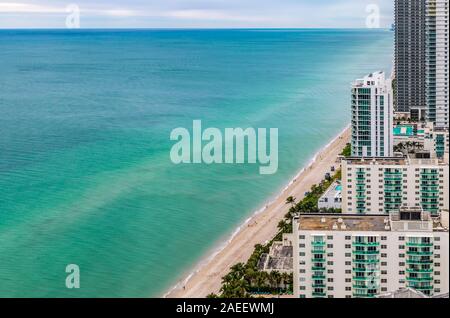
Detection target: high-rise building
<box><xmin>341</xmin><ymin>157</ymin><xmax>449</xmax><ymax>215</ymax></box>
<box><xmin>426</xmin><ymin>0</ymin><xmax>449</xmax><ymax>128</ymax></box>
<box><xmin>351</xmin><ymin>71</ymin><xmax>394</xmax><ymax>157</ymax></box>
<box><xmin>395</xmin><ymin>0</ymin><xmax>427</xmax><ymax>114</ymax></box>
<box><xmin>292</xmin><ymin>209</ymin><xmax>449</xmax><ymax>298</ymax></box>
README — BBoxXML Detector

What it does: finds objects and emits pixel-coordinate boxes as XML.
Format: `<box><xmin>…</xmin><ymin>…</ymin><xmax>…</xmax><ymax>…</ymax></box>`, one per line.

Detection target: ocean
<box><xmin>0</xmin><ymin>29</ymin><xmax>393</xmax><ymax>297</ymax></box>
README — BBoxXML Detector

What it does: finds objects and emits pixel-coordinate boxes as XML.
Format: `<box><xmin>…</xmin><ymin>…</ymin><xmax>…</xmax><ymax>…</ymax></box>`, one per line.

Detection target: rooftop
<box><xmin>318</xmin><ymin>181</ymin><xmax>342</xmax><ymax>202</ymax></box>
<box><xmin>352</xmin><ymin>71</ymin><xmax>386</xmax><ymax>88</ymax></box>
<box><xmin>257</xmin><ymin>241</ymin><xmax>293</xmax><ymax>273</ymax></box>
<box><xmin>296</xmin><ymin>211</ymin><xmax>447</xmax><ymax>232</ymax></box>
<box><xmin>393</xmin><ymin>125</ymin><xmax>425</xmax><ymax>136</ymax></box>
<box><xmin>343</xmin><ymin>156</ymin><xmax>445</xmax><ymax>166</ymax></box>
<box><xmin>376</xmin><ymin>288</ymin><xmax>428</xmax><ymax>298</ymax></box>
<box><xmin>296</xmin><ymin>214</ymin><xmax>389</xmax><ymax>232</ymax></box>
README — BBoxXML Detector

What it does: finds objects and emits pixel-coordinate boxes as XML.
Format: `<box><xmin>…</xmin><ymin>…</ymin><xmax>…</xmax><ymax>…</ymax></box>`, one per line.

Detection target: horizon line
<box><xmin>0</xmin><ymin>27</ymin><xmax>391</xmax><ymax>30</ymax></box>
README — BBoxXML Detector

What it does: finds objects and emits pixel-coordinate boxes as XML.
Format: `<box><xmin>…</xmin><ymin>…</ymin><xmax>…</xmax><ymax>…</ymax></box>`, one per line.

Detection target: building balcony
<box><xmin>406</xmin><ymin>242</ymin><xmax>433</xmax><ymax>247</ymax></box>
<box><xmin>352</xmin><ymin>242</ymin><xmax>380</xmax><ymax>247</ymax></box>
<box><xmin>406</xmin><ymin>276</ymin><xmax>433</xmax><ymax>282</ymax></box>
<box><xmin>353</xmin><ymin>249</ymin><xmax>380</xmax><ymax>255</ymax></box>
<box><xmin>406</xmin><ymin>250</ymin><xmax>433</xmax><ymax>256</ymax></box>
<box><xmin>312</xmin><ymin>283</ymin><xmax>326</xmax><ymax>288</ymax></box>
<box><xmin>406</xmin><ymin>259</ymin><xmax>433</xmax><ymax>265</ymax></box>
<box><xmin>406</xmin><ymin>267</ymin><xmax>433</xmax><ymax>273</ymax></box>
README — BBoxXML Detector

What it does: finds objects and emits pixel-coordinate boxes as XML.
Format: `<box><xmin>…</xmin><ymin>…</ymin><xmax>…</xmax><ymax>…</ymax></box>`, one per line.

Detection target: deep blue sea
<box><xmin>0</xmin><ymin>29</ymin><xmax>393</xmax><ymax>297</ymax></box>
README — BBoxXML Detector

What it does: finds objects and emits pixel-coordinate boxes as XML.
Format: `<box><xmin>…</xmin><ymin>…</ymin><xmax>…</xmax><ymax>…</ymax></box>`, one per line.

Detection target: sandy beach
<box><xmin>165</xmin><ymin>126</ymin><xmax>351</xmax><ymax>298</ymax></box>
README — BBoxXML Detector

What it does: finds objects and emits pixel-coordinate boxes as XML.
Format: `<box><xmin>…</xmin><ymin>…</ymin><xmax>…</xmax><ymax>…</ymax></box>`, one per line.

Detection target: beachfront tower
<box><xmin>426</xmin><ymin>0</ymin><xmax>449</xmax><ymax>129</ymax></box>
<box><xmin>351</xmin><ymin>72</ymin><xmax>394</xmax><ymax>157</ymax></box>
<box><xmin>292</xmin><ymin>209</ymin><xmax>449</xmax><ymax>298</ymax></box>
<box><xmin>395</xmin><ymin>0</ymin><xmax>427</xmax><ymax>116</ymax></box>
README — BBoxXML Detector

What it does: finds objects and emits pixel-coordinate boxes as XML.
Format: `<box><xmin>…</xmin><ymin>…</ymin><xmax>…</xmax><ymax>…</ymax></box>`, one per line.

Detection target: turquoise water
<box><xmin>393</xmin><ymin>125</ymin><xmax>414</xmax><ymax>136</ymax></box>
<box><xmin>0</xmin><ymin>29</ymin><xmax>393</xmax><ymax>297</ymax></box>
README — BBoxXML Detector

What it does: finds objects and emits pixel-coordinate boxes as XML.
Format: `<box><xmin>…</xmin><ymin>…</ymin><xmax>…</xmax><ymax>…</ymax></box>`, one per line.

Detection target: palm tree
<box><xmin>285</xmin><ymin>196</ymin><xmax>296</xmax><ymax>207</ymax></box>
<box><xmin>254</xmin><ymin>272</ymin><xmax>268</xmax><ymax>292</ymax></box>
<box><xmin>277</xmin><ymin>219</ymin><xmax>287</xmax><ymax>231</ymax></box>
<box><xmin>281</xmin><ymin>272</ymin><xmax>291</xmax><ymax>290</ymax></box>
<box><xmin>229</xmin><ymin>263</ymin><xmax>246</xmax><ymax>280</ymax></box>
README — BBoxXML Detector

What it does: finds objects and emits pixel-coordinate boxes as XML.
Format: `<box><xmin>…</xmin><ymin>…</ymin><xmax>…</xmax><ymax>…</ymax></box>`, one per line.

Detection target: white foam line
<box><xmin>162</xmin><ymin>125</ymin><xmax>349</xmax><ymax>298</ymax></box>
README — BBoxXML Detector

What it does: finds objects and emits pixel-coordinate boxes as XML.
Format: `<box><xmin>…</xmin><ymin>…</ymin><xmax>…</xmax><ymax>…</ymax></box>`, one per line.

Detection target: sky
<box><xmin>0</xmin><ymin>0</ymin><xmax>394</xmax><ymax>29</ymax></box>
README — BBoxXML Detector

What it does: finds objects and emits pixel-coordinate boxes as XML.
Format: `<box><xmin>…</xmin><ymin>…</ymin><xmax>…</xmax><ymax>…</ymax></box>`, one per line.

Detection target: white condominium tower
<box><xmin>426</xmin><ymin>0</ymin><xmax>449</xmax><ymax>128</ymax></box>
<box><xmin>341</xmin><ymin>157</ymin><xmax>449</xmax><ymax>215</ymax></box>
<box><xmin>292</xmin><ymin>209</ymin><xmax>449</xmax><ymax>298</ymax></box>
<box><xmin>351</xmin><ymin>71</ymin><xmax>394</xmax><ymax>157</ymax></box>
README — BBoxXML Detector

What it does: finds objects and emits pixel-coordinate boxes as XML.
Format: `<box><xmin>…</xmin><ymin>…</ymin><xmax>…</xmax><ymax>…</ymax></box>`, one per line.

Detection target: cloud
<box><xmin>164</xmin><ymin>9</ymin><xmax>271</xmax><ymax>22</ymax></box>
<box><xmin>0</xmin><ymin>2</ymin><xmax>63</xmax><ymax>13</ymax></box>
<box><xmin>103</xmin><ymin>9</ymin><xmax>139</xmax><ymax>17</ymax></box>
<box><xmin>0</xmin><ymin>0</ymin><xmax>394</xmax><ymax>28</ymax></box>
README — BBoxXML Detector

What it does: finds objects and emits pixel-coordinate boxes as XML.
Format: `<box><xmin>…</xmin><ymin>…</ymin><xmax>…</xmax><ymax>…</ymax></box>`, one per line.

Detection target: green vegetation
<box><xmin>394</xmin><ymin>141</ymin><xmax>424</xmax><ymax>154</ymax></box>
<box><xmin>212</xmin><ymin>168</ymin><xmax>342</xmax><ymax>298</ymax></box>
<box><xmin>288</xmin><ymin>170</ymin><xmax>341</xmax><ymax>215</ymax></box>
<box><xmin>340</xmin><ymin>143</ymin><xmax>351</xmax><ymax>157</ymax></box>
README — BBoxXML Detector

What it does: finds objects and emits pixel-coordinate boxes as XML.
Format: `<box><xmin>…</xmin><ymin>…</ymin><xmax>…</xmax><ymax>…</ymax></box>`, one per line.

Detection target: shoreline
<box><xmin>164</xmin><ymin>125</ymin><xmax>351</xmax><ymax>298</ymax></box>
